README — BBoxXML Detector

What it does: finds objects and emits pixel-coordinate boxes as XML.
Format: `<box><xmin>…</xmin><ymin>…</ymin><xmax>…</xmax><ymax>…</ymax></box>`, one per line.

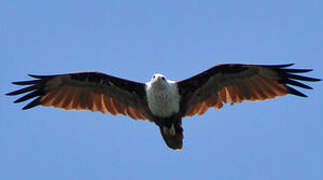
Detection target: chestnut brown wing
<box><xmin>7</xmin><ymin>72</ymin><xmax>153</xmax><ymax>121</ymax></box>
<box><xmin>178</xmin><ymin>64</ymin><xmax>320</xmax><ymax>117</ymax></box>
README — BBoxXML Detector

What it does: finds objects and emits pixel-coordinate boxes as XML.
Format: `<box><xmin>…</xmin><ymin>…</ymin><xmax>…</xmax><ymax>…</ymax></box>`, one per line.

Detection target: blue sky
<box><xmin>1</xmin><ymin>0</ymin><xmax>322</xmax><ymax>179</ymax></box>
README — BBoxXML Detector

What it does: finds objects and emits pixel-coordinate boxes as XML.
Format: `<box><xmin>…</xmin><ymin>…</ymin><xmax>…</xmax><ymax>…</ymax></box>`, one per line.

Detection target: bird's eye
<box><xmin>161</xmin><ymin>77</ymin><xmax>165</xmax><ymax>80</ymax></box>
<box><xmin>153</xmin><ymin>75</ymin><xmax>156</xmax><ymax>79</ymax></box>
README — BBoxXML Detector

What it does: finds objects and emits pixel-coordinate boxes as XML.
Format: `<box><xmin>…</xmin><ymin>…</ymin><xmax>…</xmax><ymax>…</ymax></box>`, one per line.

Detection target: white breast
<box><xmin>145</xmin><ymin>80</ymin><xmax>181</xmax><ymax>118</ymax></box>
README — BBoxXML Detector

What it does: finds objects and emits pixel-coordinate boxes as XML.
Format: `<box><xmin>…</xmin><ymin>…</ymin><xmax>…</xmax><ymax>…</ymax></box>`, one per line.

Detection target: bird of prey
<box><xmin>7</xmin><ymin>63</ymin><xmax>320</xmax><ymax>150</ymax></box>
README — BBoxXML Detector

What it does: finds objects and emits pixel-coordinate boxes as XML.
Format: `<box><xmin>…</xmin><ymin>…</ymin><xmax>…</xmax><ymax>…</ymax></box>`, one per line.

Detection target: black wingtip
<box><xmin>264</xmin><ymin>63</ymin><xmax>295</xmax><ymax>68</ymax></box>
<box><xmin>279</xmin><ymin>79</ymin><xmax>313</xmax><ymax>89</ymax></box>
<box><xmin>287</xmin><ymin>74</ymin><xmax>321</xmax><ymax>82</ymax></box>
<box><xmin>28</xmin><ymin>74</ymin><xmax>42</xmax><ymax>78</ymax></box>
<box><xmin>8</xmin><ymin>74</ymin><xmax>51</xmax><ymax>111</ymax></box>
<box><xmin>13</xmin><ymin>90</ymin><xmax>43</xmax><ymax>103</ymax></box>
<box><xmin>28</xmin><ymin>74</ymin><xmax>55</xmax><ymax>79</ymax></box>
<box><xmin>12</xmin><ymin>80</ymin><xmax>42</xmax><ymax>85</ymax></box>
<box><xmin>286</xmin><ymin>85</ymin><xmax>308</xmax><ymax>97</ymax></box>
<box><xmin>272</xmin><ymin>64</ymin><xmax>321</xmax><ymax>95</ymax></box>
<box><xmin>6</xmin><ymin>92</ymin><xmax>13</xmax><ymax>96</ymax></box>
<box><xmin>281</xmin><ymin>68</ymin><xmax>313</xmax><ymax>73</ymax></box>
<box><xmin>6</xmin><ymin>85</ymin><xmax>39</xmax><ymax>96</ymax></box>
<box><xmin>22</xmin><ymin>97</ymin><xmax>41</xmax><ymax>110</ymax></box>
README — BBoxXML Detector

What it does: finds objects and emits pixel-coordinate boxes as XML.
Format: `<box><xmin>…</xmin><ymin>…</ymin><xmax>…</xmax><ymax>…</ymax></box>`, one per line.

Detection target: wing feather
<box><xmin>178</xmin><ymin>64</ymin><xmax>320</xmax><ymax>117</ymax></box>
<box><xmin>7</xmin><ymin>72</ymin><xmax>153</xmax><ymax>122</ymax></box>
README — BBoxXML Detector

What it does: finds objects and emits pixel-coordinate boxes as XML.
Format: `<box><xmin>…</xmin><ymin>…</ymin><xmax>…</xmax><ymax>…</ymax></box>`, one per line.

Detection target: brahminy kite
<box><xmin>7</xmin><ymin>63</ymin><xmax>320</xmax><ymax>150</ymax></box>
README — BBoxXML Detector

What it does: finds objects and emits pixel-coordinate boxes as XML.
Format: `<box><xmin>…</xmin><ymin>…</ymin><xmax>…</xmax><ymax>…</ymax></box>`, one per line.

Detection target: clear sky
<box><xmin>1</xmin><ymin>0</ymin><xmax>322</xmax><ymax>180</ymax></box>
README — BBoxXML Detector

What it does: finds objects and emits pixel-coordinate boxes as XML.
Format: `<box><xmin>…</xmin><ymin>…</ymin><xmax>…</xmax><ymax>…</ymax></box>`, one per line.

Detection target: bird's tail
<box><xmin>159</xmin><ymin>122</ymin><xmax>183</xmax><ymax>150</ymax></box>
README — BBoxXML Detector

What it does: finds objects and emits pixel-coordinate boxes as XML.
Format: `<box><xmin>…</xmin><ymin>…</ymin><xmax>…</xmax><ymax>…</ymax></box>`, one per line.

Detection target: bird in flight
<box><xmin>7</xmin><ymin>63</ymin><xmax>320</xmax><ymax>150</ymax></box>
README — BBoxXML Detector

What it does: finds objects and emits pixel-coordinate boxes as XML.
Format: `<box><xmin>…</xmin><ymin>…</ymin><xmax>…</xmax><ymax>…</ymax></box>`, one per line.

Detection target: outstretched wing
<box><xmin>177</xmin><ymin>64</ymin><xmax>320</xmax><ymax>117</ymax></box>
<box><xmin>7</xmin><ymin>72</ymin><xmax>153</xmax><ymax>121</ymax></box>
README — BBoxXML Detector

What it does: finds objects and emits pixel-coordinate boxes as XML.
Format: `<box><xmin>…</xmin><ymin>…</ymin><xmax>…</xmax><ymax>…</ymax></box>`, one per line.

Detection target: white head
<box><xmin>150</xmin><ymin>73</ymin><xmax>169</xmax><ymax>88</ymax></box>
<box><xmin>151</xmin><ymin>73</ymin><xmax>166</xmax><ymax>81</ymax></box>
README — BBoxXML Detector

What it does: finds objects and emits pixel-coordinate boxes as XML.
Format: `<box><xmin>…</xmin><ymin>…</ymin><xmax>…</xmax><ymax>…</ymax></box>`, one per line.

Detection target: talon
<box><xmin>170</xmin><ymin>124</ymin><xmax>176</xmax><ymax>136</ymax></box>
<box><xmin>162</xmin><ymin>124</ymin><xmax>176</xmax><ymax>136</ymax></box>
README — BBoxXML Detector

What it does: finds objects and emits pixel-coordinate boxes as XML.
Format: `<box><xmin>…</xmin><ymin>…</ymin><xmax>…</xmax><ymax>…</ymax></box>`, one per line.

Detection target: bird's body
<box><xmin>146</xmin><ymin>74</ymin><xmax>180</xmax><ymax>117</ymax></box>
<box><xmin>7</xmin><ymin>63</ymin><xmax>320</xmax><ymax>150</ymax></box>
<box><xmin>145</xmin><ymin>74</ymin><xmax>183</xmax><ymax>149</ymax></box>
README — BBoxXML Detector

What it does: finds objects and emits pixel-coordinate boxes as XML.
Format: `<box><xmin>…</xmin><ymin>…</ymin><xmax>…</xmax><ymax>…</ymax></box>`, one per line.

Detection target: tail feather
<box><xmin>159</xmin><ymin>123</ymin><xmax>183</xmax><ymax>150</ymax></box>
